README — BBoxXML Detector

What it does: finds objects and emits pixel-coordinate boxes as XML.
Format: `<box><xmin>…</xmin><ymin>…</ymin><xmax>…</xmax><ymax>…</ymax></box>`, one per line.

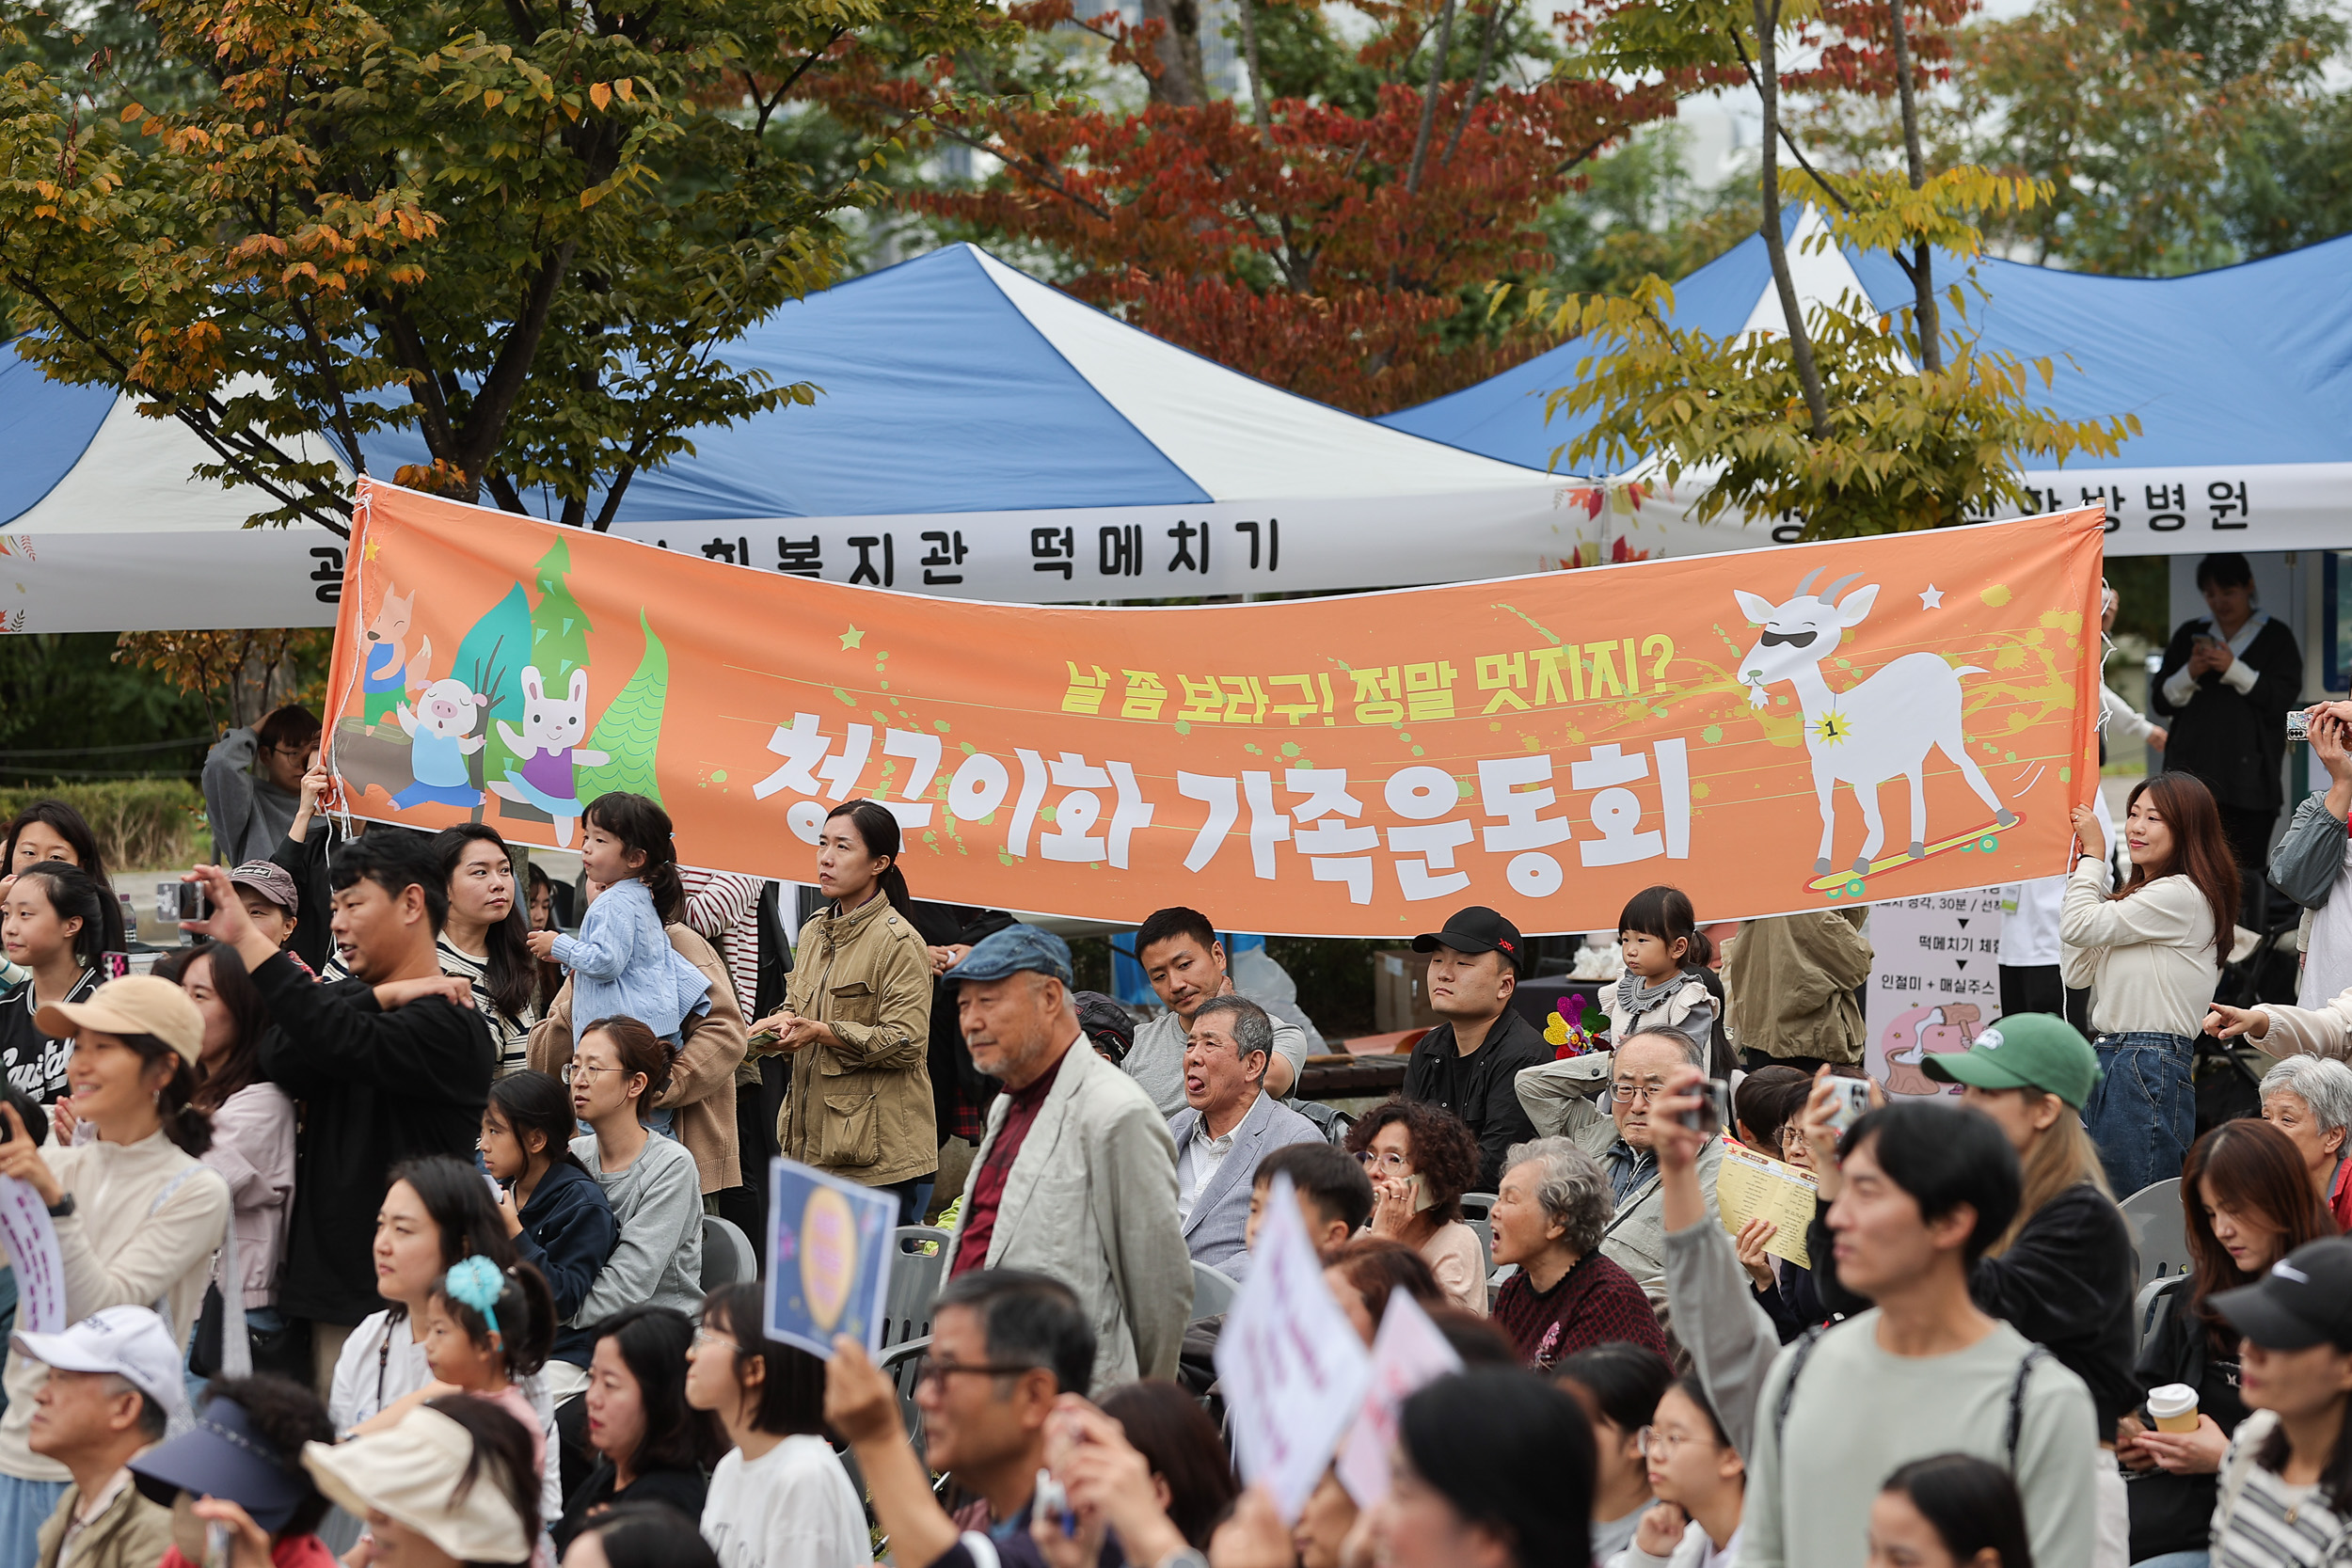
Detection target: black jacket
<box><xmin>2153</xmin><ymin>615</ymin><xmax>2303</xmax><ymax>813</ymax></box>
<box><xmin>1402</xmin><ymin>1009</ymin><xmax>1549</xmax><ymax>1192</ymax></box>
<box><xmin>1810</xmin><ymin>1180</ymin><xmax>2137</xmax><ymax>1433</ymax></box>
<box><xmin>554</xmin><ymin>1461</ymin><xmax>707</xmax><ymax>1555</ymax></box>
<box><xmin>2128</xmin><ymin>1275</ymin><xmax>2249</xmax><ymax>1560</ymax></box>
<box><xmin>254</xmin><ymin>951</ymin><xmax>495</xmax><ymax>1323</ymax></box>
<box><xmin>511</xmin><ymin>1158</ymin><xmax>619</xmax><ymax>1369</ymax></box>
<box><xmin>265</xmin><ymin>824</ymin><xmax>335</xmax><ymax>974</ymax></box>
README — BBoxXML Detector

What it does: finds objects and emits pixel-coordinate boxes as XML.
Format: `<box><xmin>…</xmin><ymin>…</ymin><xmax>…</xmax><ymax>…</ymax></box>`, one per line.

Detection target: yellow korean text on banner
<box><xmin>325</xmin><ymin>481</ymin><xmax>2106</xmax><ymax>937</ymax></box>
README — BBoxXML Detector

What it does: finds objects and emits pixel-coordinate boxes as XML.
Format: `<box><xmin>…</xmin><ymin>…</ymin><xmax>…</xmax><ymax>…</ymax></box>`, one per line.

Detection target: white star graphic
<box><xmin>1919</xmin><ymin>584</ymin><xmax>1945</xmax><ymax>610</ymax></box>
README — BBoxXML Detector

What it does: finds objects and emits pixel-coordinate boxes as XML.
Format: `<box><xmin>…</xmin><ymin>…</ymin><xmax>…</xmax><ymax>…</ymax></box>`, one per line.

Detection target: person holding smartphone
<box><xmin>1346</xmin><ymin>1099</ymin><xmax>1489</xmax><ymax>1315</ymax></box>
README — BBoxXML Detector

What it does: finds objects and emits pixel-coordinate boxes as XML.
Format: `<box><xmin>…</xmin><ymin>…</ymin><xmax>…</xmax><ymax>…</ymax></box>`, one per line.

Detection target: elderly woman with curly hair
<box><xmin>1490</xmin><ymin>1136</ymin><xmax>1668</xmax><ymax>1369</ymax></box>
<box><xmin>1345</xmin><ymin>1098</ymin><xmax>1489</xmax><ymax>1315</ymax></box>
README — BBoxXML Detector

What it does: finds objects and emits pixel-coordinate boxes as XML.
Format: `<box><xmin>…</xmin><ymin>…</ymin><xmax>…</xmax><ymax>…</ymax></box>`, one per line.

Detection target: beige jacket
<box><xmin>532</xmin><ymin>923</ymin><xmax>747</xmax><ymax>1194</ymax></box>
<box><xmin>0</xmin><ymin>1132</ymin><xmax>230</xmax><ymax>1481</ymax></box>
<box><xmin>766</xmin><ymin>894</ymin><xmax>936</xmax><ymax>1187</ymax></box>
<box><xmin>950</xmin><ymin>1037</ymin><xmax>1191</xmax><ymax>1388</ymax></box>
<box><xmin>35</xmin><ymin>1472</ymin><xmax>175</xmax><ymax>1568</ymax></box>
<box><xmin>2252</xmin><ymin>985</ymin><xmax>2352</xmax><ymax>1062</ymax></box>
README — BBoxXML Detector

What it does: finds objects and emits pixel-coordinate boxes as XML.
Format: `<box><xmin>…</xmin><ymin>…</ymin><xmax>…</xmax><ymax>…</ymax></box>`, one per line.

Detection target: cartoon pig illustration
<box><xmin>391</xmin><ymin>677</ymin><xmax>487</xmax><ymax>809</ymax></box>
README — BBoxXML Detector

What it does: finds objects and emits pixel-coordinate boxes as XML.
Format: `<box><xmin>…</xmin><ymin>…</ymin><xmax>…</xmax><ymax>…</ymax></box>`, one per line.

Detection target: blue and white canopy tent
<box><xmin>1380</xmin><ymin>210</ymin><xmax>2352</xmax><ymax>562</ymax></box>
<box><xmin>0</xmin><ymin>243</ymin><xmax>1583</xmax><ymax>634</ymax></box>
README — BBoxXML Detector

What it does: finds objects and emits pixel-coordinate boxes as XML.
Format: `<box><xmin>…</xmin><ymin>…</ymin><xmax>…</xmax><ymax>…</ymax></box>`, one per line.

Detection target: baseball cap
<box><xmin>131</xmin><ymin>1389</ymin><xmax>319</xmax><ymax>1533</ymax></box>
<box><xmin>1411</xmin><ymin>906</ymin><xmax>1525</xmax><ymax>973</ymax></box>
<box><xmin>304</xmin><ymin>1405</ymin><xmax>532</xmax><ymax>1564</ymax></box>
<box><xmin>2211</xmin><ymin>1237</ymin><xmax>2352</xmax><ymax>1352</ymax></box>
<box><xmin>950</xmin><ymin>925</ymin><xmax>1074</xmax><ymax>986</ymax></box>
<box><xmin>228</xmin><ymin>860</ymin><xmax>301</xmax><ymax>917</ymax></box>
<box><xmin>1920</xmin><ymin>1013</ymin><xmax>2104</xmax><ymax>1111</ymax></box>
<box><xmin>35</xmin><ymin>975</ymin><xmax>203</xmax><ymax>1066</ymax></box>
<box><xmin>13</xmin><ymin>1307</ymin><xmax>191</xmax><ymax>1427</ymax></box>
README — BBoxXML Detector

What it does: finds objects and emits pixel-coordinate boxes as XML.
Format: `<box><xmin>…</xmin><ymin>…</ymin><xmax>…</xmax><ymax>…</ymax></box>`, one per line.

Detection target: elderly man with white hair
<box><xmin>2259</xmin><ymin>1053</ymin><xmax>2352</xmax><ymax>1230</ymax></box>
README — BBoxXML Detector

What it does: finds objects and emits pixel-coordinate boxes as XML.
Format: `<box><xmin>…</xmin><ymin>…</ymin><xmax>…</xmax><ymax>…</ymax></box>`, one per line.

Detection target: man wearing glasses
<box><xmin>1514</xmin><ymin>1027</ymin><xmax>1724</xmax><ymax>1338</ymax></box>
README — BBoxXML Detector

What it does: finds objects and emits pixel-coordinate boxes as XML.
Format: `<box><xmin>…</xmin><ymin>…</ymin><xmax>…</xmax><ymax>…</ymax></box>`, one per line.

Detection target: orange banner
<box><xmin>324</xmin><ymin>480</ymin><xmax>2106</xmax><ymax>937</ymax></box>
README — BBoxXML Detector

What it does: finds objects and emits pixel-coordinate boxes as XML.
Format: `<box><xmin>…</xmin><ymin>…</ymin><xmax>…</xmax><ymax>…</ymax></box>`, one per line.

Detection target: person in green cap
<box><xmin>1796</xmin><ymin>1014</ymin><xmax>2140</xmax><ymax>1567</ymax></box>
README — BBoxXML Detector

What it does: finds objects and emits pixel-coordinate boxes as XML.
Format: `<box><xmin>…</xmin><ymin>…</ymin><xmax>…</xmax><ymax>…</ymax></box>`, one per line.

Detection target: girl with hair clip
<box><xmin>2062</xmin><ymin>770</ymin><xmax>2241</xmax><ymax>1196</ymax></box>
<box><xmin>1612</xmin><ymin>887</ymin><xmax>1733</xmax><ymax>1079</ymax></box>
<box><xmin>685</xmin><ymin>1282</ymin><xmax>865</xmax><ymax>1568</ymax></box>
<box><xmin>0</xmin><ymin>862</ymin><xmax>108</xmax><ymax>1104</ymax></box>
<box><xmin>750</xmin><ymin>799</ymin><xmax>935</xmax><ymax>1224</ymax></box>
<box><xmin>480</xmin><ymin>1071</ymin><xmax>617</xmax><ymax>1388</ymax></box>
<box><xmin>435</xmin><ymin>825</ymin><xmax>540</xmax><ymax>1080</ymax></box>
<box><xmin>0</xmin><ymin>798</ymin><xmax>126</xmax><ymax>968</ymax></box>
<box><xmin>525</xmin><ymin>794</ymin><xmax>710</xmax><ymax>1062</ymax></box>
<box><xmin>0</xmin><ymin>974</ymin><xmax>230</xmax><ymax>1565</ymax></box>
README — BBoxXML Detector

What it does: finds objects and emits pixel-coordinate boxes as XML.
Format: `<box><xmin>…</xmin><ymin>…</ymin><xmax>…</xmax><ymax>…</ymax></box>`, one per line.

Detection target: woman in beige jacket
<box><xmin>752</xmin><ymin>800</ymin><xmax>936</xmax><ymax>1223</ymax></box>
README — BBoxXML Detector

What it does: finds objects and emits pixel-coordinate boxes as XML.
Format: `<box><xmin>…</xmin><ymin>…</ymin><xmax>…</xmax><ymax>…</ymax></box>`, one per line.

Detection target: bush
<box><xmin>0</xmin><ymin>780</ymin><xmax>207</xmax><ymax>872</ymax></box>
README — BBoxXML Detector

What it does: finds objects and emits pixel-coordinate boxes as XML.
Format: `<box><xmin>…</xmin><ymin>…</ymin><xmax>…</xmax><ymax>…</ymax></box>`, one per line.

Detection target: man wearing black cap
<box><xmin>1400</xmin><ymin>906</ymin><xmax>1549</xmax><ymax>1192</ymax></box>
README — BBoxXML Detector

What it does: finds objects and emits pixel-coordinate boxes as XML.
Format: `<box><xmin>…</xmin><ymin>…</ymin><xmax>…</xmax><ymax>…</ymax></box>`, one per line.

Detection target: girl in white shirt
<box><xmin>685</xmin><ymin>1281</ymin><xmax>865</xmax><ymax>1568</ymax></box>
<box><xmin>2062</xmin><ymin>771</ymin><xmax>2239</xmax><ymax>1198</ymax></box>
<box><xmin>1619</xmin><ymin>1375</ymin><xmax>1743</xmax><ymax>1568</ymax></box>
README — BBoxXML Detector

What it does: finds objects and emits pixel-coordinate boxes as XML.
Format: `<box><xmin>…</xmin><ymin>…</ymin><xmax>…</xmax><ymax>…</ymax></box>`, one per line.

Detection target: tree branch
<box><xmin>1234</xmin><ymin>0</ymin><xmax>1271</xmax><ymax>132</ymax></box>
<box><xmin>1439</xmin><ymin>0</ymin><xmax>1507</xmax><ymax>167</ymax></box>
<box><xmin>1404</xmin><ymin>0</ymin><xmax>1456</xmax><ymax>196</ymax></box>
<box><xmin>1885</xmin><ymin>0</ymin><xmax>1940</xmax><ymax>372</ymax></box>
<box><xmin>1751</xmin><ymin>0</ymin><xmax>1831</xmax><ymax>439</ymax></box>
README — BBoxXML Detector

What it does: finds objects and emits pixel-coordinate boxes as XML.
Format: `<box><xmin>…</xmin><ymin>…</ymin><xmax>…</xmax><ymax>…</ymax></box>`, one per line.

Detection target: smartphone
<box><xmin>1033</xmin><ymin>1468</ymin><xmax>1073</xmax><ymax>1537</ymax></box>
<box><xmin>205</xmin><ymin>1521</ymin><xmax>230</xmax><ymax>1568</ymax></box>
<box><xmin>1407</xmin><ymin>1172</ymin><xmax>1437</xmax><ymax>1214</ymax></box>
<box><xmin>99</xmin><ymin>952</ymin><xmax>129</xmax><ymax>982</ymax></box>
<box><xmin>1677</xmin><ymin>1078</ymin><xmax>1729</xmax><ymax>1138</ymax></box>
<box><xmin>1823</xmin><ymin>1077</ymin><xmax>1873</xmax><ymax>1134</ymax></box>
<box><xmin>2289</xmin><ymin>710</ymin><xmax>2312</xmax><ymax>744</ymax></box>
<box><xmin>155</xmin><ymin>881</ymin><xmax>211</xmax><ymax>922</ymax></box>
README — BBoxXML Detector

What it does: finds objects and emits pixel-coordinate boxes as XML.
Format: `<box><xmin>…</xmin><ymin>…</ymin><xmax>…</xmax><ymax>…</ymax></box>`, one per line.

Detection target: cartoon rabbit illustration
<box><xmin>488</xmin><ymin>665</ymin><xmax>608</xmax><ymax>847</ymax></box>
<box><xmin>392</xmin><ymin>677</ymin><xmax>488</xmax><ymax>809</ymax></box>
<box><xmin>361</xmin><ymin>583</ymin><xmax>433</xmax><ymax>729</ymax></box>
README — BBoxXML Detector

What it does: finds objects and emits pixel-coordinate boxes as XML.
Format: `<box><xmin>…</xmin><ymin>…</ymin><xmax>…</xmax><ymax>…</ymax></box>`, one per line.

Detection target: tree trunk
<box><xmin>1753</xmin><ymin>0</ymin><xmax>1832</xmax><ymax>439</ymax></box>
<box><xmin>1235</xmin><ymin>0</ymin><xmax>1270</xmax><ymax>130</ymax></box>
<box><xmin>1140</xmin><ymin>0</ymin><xmax>1207</xmax><ymax>106</ymax></box>
<box><xmin>1405</xmin><ymin>0</ymin><xmax>1457</xmax><ymax>195</ymax></box>
<box><xmin>1886</xmin><ymin>0</ymin><xmax>1940</xmax><ymax>373</ymax></box>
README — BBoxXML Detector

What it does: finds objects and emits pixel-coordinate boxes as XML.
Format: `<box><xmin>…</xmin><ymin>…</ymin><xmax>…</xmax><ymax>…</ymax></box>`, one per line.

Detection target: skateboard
<box><xmin>1809</xmin><ymin>812</ymin><xmax>2023</xmax><ymax>898</ymax></box>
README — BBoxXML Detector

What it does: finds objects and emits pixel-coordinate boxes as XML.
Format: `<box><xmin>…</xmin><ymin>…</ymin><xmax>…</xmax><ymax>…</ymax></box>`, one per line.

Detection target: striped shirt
<box><xmin>437</xmin><ymin>936</ymin><xmax>533</xmax><ymax>1078</ymax></box>
<box><xmin>2215</xmin><ymin>1415</ymin><xmax>2352</xmax><ymax>1567</ymax></box>
<box><xmin>680</xmin><ymin>869</ymin><xmax>762</xmax><ymax>1019</ymax></box>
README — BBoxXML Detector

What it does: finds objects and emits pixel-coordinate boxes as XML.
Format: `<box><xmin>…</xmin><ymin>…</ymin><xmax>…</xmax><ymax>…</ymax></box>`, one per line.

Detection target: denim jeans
<box><xmin>2086</xmin><ymin>1030</ymin><xmax>2197</xmax><ymax>1197</ymax></box>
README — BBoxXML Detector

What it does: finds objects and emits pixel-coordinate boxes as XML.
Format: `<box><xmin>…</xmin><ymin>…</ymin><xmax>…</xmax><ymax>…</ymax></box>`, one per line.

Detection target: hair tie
<box><xmin>445</xmin><ymin>1256</ymin><xmax>506</xmax><ymax>1342</ymax></box>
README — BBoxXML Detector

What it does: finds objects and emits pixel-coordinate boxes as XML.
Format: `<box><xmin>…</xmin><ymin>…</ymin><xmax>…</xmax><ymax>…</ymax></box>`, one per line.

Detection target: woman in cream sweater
<box><xmin>0</xmin><ymin>976</ymin><xmax>229</xmax><ymax>1566</ymax></box>
<box><xmin>2062</xmin><ymin>771</ymin><xmax>2239</xmax><ymax>1198</ymax></box>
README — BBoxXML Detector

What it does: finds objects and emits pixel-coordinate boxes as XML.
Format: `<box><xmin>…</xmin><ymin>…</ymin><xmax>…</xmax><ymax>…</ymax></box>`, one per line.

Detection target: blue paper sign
<box><xmin>765</xmin><ymin>1156</ymin><xmax>899</xmax><ymax>1359</ymax></box>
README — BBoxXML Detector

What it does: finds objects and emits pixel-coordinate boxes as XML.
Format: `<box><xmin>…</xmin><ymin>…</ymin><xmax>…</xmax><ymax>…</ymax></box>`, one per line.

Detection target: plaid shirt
<box><xmin>1491</xmin><ymin>1249</ymin><xmax>1668</xmax><ymax>1370</ymax></box>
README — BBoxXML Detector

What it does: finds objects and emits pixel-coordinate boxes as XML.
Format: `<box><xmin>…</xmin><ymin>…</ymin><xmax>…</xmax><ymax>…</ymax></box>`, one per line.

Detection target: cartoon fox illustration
<box><xmin>362</xmin><ymin>582</ymin><xmax>433</xmax><ymax>729</ymax></box>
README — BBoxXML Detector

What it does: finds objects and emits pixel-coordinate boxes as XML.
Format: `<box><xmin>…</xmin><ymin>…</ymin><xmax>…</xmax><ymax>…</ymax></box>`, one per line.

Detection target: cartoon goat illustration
<box><xmin>1736</xmin><ymin>567</ymin><xmax>2015</xmax><ymax>876</ymax></box>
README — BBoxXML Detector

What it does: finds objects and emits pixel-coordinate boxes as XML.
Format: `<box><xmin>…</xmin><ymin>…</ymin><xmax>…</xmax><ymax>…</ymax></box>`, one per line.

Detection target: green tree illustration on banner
<box><xmin>530</xmin><ymin>541</ymin><xmax>593</xmax><ymax>689</ymax></box>
<box><xmin>578</xmin><ymin>611</ymin><xmax>668</xmax><ymax>805</ymax></box>
<box><xmin>450</xmin><ymin>584</ymin><xmax>532</xmax><ymax>797</ymax></box>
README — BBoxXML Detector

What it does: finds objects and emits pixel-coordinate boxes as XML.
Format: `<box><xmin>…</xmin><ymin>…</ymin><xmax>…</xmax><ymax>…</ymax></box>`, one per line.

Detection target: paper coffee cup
<box><xmin>2148</xmin><ymin>1384</ymin><xmax>2200</xmax><ymax>1433</ymax></box>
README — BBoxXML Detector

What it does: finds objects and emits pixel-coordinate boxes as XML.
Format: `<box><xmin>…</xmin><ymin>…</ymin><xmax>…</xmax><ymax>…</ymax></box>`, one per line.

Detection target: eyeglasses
<box><xmin>1636</xmin><ymin>1426</ymin><xmax>1697</xmax><ymax>1458</ymax></box>
<box><xmin>691</xmin><ymin>1327</ymin><xmax>739</xmax><ymax>1354</ymax></box>
<box><xmin>1353</xmin><ymin>1150</ymin><xmax>1411</xmax><ymax>1172</ymax></box>
<box><xmin>1611</xmin><ymin>1081</ymin><xmax>1667</xmax><ymax>1103</ymax></box>
<box><xmin>560</xmin><ymin>1063</ymin><xmax>620</xmax><ymax>1085</ymax></box>
<box><xmin>914</xmin><ymin>1355</ymin><xmax>1042</xmax><ymax>1389</ymax></box>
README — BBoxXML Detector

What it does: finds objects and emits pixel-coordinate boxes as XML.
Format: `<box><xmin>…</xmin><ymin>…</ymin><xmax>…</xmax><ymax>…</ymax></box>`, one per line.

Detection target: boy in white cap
<box><xmin>20</xmin><ymin>1305</ymin><xmax>186</xmax><ymax>1568</ymax></box>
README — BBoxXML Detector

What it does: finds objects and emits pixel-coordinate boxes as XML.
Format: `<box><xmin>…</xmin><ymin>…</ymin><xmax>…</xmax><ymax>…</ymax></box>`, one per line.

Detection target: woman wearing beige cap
<box><xmin>0</xmin><ymin>974</ymin><xmax>230</xmax><ymax>1568</ymax></box>
<box><xmin>303</xmin><ymin>1395</ymin><xmax>539</xmax><ymax>1568</ymax></box>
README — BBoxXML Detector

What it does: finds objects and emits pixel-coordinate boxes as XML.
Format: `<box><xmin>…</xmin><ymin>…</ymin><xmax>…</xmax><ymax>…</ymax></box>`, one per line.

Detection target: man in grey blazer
<box><xmin>1166</xmin><ymin>995</ymin><xmax>1326</xmax><ymax>1281</ymax></box>
<box><xmin>946</xmin><ymin>925</ymin><xmax>1192</xmax><ymax>1388</ymax></box>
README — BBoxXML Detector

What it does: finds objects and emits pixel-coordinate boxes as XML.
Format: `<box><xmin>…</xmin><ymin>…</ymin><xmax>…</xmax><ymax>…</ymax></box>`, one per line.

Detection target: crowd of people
<box><xmin>0</xmin><ymin>573</ymin><xmax>2346</xmax><ymax>1568</ymax></box>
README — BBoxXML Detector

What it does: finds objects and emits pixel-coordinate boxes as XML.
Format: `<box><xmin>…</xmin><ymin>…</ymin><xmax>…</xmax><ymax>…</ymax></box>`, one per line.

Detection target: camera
<box><xmin>1823</xmin><ymin>1077</ymin><xmax>1873</xmax><ymax>1135</ymax></box>
<box><xmin>155</xmin><ymin>881</ymin><xmax>211</xmax><ymax>923</ymax></box>
<box><xmin>1677</xmin><ymin>1077</ymin><xmax>1730</xmax><ymax>1138</ymax></box>
<box><xmin>2289</xmin><ymin>710</ymin><xmax>2312</xmax><ymax>744</ymax></box>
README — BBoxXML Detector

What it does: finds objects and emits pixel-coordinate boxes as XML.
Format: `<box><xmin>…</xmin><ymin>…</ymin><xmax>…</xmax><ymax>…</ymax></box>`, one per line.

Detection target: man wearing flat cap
<box><xmin>943</xmin><ymin>926</ymin><xmax>1190</xmax><ymax>1388</ymax></box>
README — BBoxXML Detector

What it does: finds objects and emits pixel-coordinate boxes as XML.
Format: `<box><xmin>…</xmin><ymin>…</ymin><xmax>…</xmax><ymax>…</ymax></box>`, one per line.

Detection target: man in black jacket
<box><xmin>183</xmin><ymin>833</ymin><xmax>494</xmax><ymax>1396</ymax></box>
<box><xmin>1400</xmin><ymin>905</ymin><xmax>1548</xmax><ymax>1191</ymax></box>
